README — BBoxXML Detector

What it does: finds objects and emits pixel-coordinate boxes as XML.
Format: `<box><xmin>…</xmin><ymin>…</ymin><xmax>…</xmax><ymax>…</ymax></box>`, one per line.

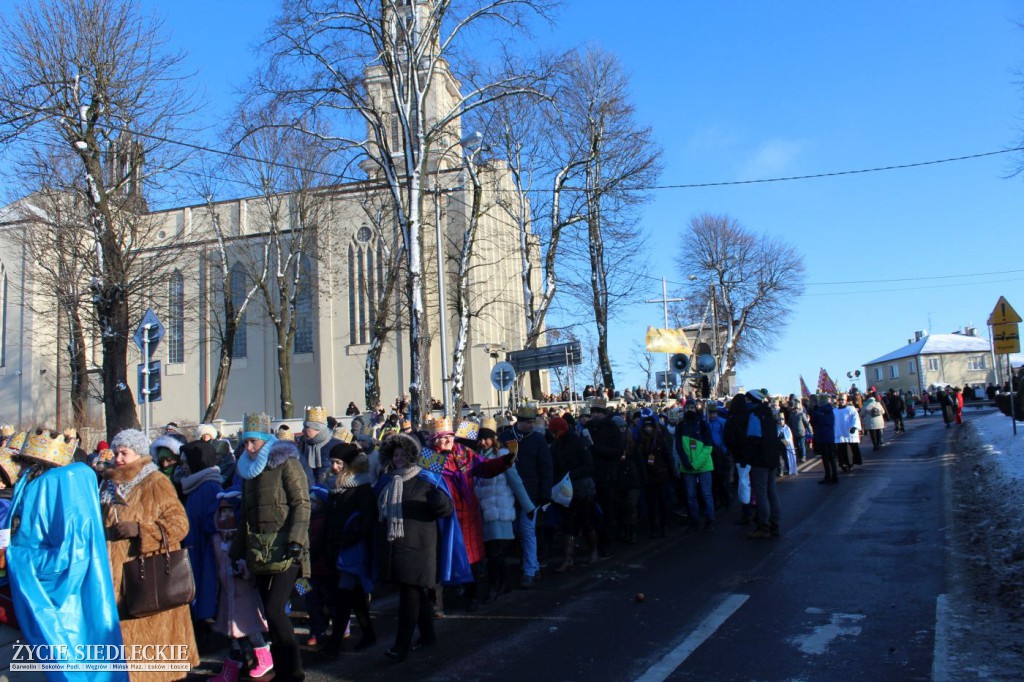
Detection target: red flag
<box><xmin>817</xmin><ymin>368</ymin><xmax>837</xmax><ymax>395</ymax></box>
<box><xmin>799</xmin><ymin>375</ymin><xmax>811</xmax><ymax>399</ymax></box>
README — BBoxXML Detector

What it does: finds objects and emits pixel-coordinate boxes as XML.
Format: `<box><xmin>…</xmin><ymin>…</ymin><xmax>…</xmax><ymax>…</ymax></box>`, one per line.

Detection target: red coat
<box><xmin>439</xmin><ymin>444</ymin><xmax>510</xmax><ymax>566</ymax></box>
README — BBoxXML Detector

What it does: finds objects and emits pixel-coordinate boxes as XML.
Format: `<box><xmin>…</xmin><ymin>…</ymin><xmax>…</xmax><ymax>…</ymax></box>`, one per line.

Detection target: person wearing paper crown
<box><xmin>498</xmin><ymin>403</ymin><xmax>552</xmax><ymax>589</ymax></box>
<box><xmin>228</xmin><ymin>412</ymin><xmax>310</xmax><ymax>682</ymax></box>
<box><xmin>473</xmin><ymin>419</ymin><xmax>534</xmax><ymax>603</ymax></box>
<box><xmin>300</xmin><ymin>406</ymin><xmax>342</xmax><ymax>486</ymax></box>
<box><xmin>423</xmin><ymin>416</ymin><xmax>515</xmax><ymax>613</ymax></box>
<box><xmin>1</xmin><ymin>429</ymin><xmax>128</xmax><ymax>681</ymax></box>
<box><xmin>101</xmin><ymin>428</ymin><xmax>200</xmax><ymax>679</ymax></box>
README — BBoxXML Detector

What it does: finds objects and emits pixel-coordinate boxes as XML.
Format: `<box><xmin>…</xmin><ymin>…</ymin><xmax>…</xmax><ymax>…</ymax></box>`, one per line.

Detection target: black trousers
<box><xmin>816</xmin><ymin>442</ymin><xmax>838</xmax><ymax>481</ymax></box>
<box><xmin>257</xmin><ymin>562</ymin><xmax>303</xmax><ymax>680</ymax></box>
<box><xmin>395</xmin><ymin>584</ymin><xmax>436</xmax><ymax>653</ymax></box>
<box><xmin>868</xmin><ymin>429</ymin><xmax>883</xmax><ymax>450</ymax></box>
<box><xmin>335</xmin><ymin>584</ymin><xmax>374</xmax><ymax>645</ymax></box>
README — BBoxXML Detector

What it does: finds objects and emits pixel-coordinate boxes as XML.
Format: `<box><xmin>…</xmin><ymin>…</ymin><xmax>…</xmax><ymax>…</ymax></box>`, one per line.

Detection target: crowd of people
<box><xmin>0</xmin><ymin>382</ymin><xmax>949</xmax><ymax>679</ymax></box>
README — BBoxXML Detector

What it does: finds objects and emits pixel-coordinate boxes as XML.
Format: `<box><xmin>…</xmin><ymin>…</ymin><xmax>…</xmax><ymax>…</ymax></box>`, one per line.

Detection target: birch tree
<box><xmin>259</xmin><ymin>0</ymin><xmax>551</xmax><ymax>424</ymax></box>
<box><xmin>0</xmin><ymin>0</ymin><xmax>193</xmax><ymax>437</ymax></box>
<box><xmin>676</xmin><ymin>213</ymin><xmax>805</xmax><ymax>389</ymax></box>
<box><xmin>556</xmin><ymin>46</ymin><xmax>662</xmax><ymax>390</ymax></box>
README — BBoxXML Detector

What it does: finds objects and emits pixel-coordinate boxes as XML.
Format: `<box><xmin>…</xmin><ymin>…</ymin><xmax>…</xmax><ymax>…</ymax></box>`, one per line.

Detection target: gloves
<box><xmin>109</xmin><ymin>521</ymin><xmax>140</xmax><ymax>540</ymax></box>
<box><xmin>286</xmin><ymin>542</ymin><xmax>304</xmax><ymax>559</ymax></box>
<box><xmin>849</xmin><ymin>427</ymin><xmax>857</xmax><ymax>434</ymax></box>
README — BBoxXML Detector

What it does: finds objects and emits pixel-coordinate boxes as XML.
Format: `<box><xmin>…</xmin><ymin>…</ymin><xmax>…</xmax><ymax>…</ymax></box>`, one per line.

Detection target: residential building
<box><xmin>863</xmin><ymin>329</ymin><xmax>997</xmax><ymax>395</ymax></box>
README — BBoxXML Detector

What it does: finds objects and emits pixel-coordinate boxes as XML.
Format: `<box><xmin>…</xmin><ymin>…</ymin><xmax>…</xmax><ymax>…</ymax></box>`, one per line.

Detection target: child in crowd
<box><xmin>210</xmin><ymin>491</ymin><xmax>273</xmax><ymax>682</ymax></box>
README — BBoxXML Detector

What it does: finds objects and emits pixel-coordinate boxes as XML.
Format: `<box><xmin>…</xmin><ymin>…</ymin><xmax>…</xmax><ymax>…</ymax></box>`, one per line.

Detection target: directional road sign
<box><xmin>987</xmin><ymin>296</ymin><xmax>1022</xmax><ymax>326</ymax></box>
<box><xmin>133</xmin><ymin>308</ymin><xmax>166</xmax><ymax>359</ymax></box>
<box><xmin>993</xmin><ymin>322</ymin><xmax>1021</xmax><ymax>355</ymax></box>
<box><xmin>490</xmin><ymin>361</ymin><xmax>516</xmax><ymax>392</ymax></box>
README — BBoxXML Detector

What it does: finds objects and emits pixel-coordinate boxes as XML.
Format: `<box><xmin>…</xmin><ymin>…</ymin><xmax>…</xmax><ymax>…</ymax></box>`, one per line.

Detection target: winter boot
<box><xmin>554</xmin><ymin>536</ymin><xmax>575</xmax><ymax>572</ymax></box>
<box><xmin>210</xmin><ymin>658</ymin><xmax>243</xmax><ymax>682</ymax></box>
<box><xmin>248</xmin><ymin>646</ymin><xmax>274</xmax><ymax>678</ymax></box>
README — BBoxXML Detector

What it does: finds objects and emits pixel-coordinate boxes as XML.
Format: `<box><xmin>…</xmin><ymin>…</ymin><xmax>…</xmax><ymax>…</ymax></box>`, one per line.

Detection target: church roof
<box><xmin>865</xmin><ymin>333</ymin><xmax>991</xmax><ymax>366</ymax></box>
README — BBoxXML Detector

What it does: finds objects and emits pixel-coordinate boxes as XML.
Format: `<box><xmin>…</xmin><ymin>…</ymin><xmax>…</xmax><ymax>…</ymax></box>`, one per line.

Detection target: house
<box><xmin>863</xmin><ymin>329</ymin><xmax>998</xmax><ymax>396</ymax></box>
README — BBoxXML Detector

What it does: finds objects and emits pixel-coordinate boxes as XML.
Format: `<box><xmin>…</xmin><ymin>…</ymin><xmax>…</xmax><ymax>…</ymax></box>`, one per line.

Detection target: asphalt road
<box><xmin>194</xmin><ymin>413</ymin><xmax>954</xmax><ymax>681</ymax></box>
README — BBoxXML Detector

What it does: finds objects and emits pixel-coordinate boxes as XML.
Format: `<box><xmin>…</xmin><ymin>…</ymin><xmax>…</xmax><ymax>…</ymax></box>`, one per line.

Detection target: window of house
<box><xmin>927</xmin><ymin>358</ymin><xmax>940</xmax><ymax>371</ymax></box>
<box><xmin>889</xmin><ymin>364</ymin><xmax>899</xmax><ymax>379</ymax></box>
<box><xmin>967</xmin><ymin>355</ymin><xmax>987</xmax><ymax>371</ymax></box>
<box><xmin>167</xmin><ymin>271</ymin><xmax>184</xmax><ymax>364</ymax></box>
<box><xmin>294</xmin><ymin>255</ymin><xmax>314</xmax><ymax>354</ymax></box>
<box><xmin>874</xmin><ymin>367</ymin><xmax>882</xmax><ymax>381</ymax></box>
<box><xmin>230</xmin><ymin>263</ymin><xmax>247</xmax><ymax>359</ymax></box>
<box><xmin>908</xmin><ymin>360</ymin><xmax>916</xmax><ymax>375</ymax></box>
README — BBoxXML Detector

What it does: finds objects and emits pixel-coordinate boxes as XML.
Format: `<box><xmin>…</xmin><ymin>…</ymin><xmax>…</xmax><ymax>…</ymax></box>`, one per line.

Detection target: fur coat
<box><xmin>103</xmin><ymin>455</ymin><xmax>200</xmax><ymax>681</ymax></box>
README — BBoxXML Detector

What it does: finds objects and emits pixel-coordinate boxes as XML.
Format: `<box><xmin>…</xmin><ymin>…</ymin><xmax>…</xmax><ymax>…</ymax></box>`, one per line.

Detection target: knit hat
<box><xmin>181</xmin><ymin>440</ymin><xmax>219</xmax><ymax>473</ymax></box>
<box><xmin>96</xmin><ymin>440</ymin><xmax>110</xmax><ymax>451</ymax></box>
<box><xmin>241</xmin><ymin>413</ymin><xmax>273</xmax><ymax>441</ymax></box>
<box><xmin>548</xmin><ymin>417</ymin><xmax>570</xmax><ymax>436</ymax></box>
<box><xmin>196</xmin><ymin>423</ymin><xmax>218</xmax><ymax>440</ymax></box>
<box><xmin>304</xmin><ymin>406</ymin><xmax>329</xmax><ymax>432</ymax></box>
<box><xmin>111</xmin><ymin>428</ymin><xmax>151</xmax><ymax>458</ymax></box>
<box><xmin>330</xmin><ymin>441</ymin><xmax>362</xmax><ymax>465</ymax></box>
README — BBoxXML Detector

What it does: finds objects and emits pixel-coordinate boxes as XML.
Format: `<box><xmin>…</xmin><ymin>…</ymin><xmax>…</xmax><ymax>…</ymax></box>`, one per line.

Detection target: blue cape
<box><xmin>7</xmin><ymin>463</ymin><xmax>126</xmax><ymax>681</ymax></box>
<box><xmin>416</xmin><ymin>469</ymin><xmax>473</xmax><ymax>585</ymax></box>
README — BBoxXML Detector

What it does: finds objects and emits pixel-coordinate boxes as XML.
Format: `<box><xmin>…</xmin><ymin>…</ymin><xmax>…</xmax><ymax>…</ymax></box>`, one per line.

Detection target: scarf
<box><xmin>236</xmin><ymin>437</ymin><xmax>277</xmax><ymax>480</ymax></box>
<box><xmin>181</xmin><ymin>466</ymin><xmax>221</xmax><ymax>495</ymax></box>
<box><xmin>304</xmin><ymin>429</ymin><xmax>331</xmax><ymax>472</ymax></box>
<box><xmin>378</xmin><ymin>465</ymin><xmax>422</xmax><ymax>542</ymax></box>
<box><xmin>100</xmin><ymin>461</ymin><xmax>159</xmax><ymax>507</ymax></box>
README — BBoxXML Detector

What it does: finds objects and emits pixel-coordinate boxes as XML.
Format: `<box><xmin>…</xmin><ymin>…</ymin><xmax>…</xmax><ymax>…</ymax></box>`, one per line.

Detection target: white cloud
<box><xmin>737</xmin><ymin>139</ymin><xmax>804</xmax><ymax>180</ymax></box>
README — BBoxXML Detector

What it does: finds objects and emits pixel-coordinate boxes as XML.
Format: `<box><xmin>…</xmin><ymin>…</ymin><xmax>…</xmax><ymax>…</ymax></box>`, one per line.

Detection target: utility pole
<box><xmin>645</xmin><ymin>277</ymin><xmax>684</xmax><ymax>389</ymax></box>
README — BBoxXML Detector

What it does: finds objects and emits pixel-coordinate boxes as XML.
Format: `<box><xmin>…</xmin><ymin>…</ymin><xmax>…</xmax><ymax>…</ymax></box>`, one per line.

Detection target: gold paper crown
<box><xmin>481</xmin><ymin>417</ymin><xmax>497</xmax><ymax>432</ymax></box>
<box><xmin>455</xmin><ymin>420</ymin><xmax>480</xmax><ymax>440</ymax></box>
<box><xmin>242</xmin><ymin>413</ymin><xmax>272</xmax><ymax>439</ymax></box>
<box><xmin>305</xmin><ymin>406</ymin><xmax>328</xmax><ymax>424</ymax></box>
<box><xmin>516</xmin><ymin>403</ymin><xmax>539</xmax><ymax>419</ymax></box>
<box><xmin>0</xmin><ymin>425</ymin><xmax>14</xmax><ymax>438</ymax></box>
<box><xmin>0</xmin><ymin>432</ymin><xmax>27</xmax><ymax>485</ymax></box>
<box><xmin>19</xmin><ymin>431</ymin><xmax>74</xmax><ymax>468</ymax></box>
<box><xmin>333</xmin><ymin>426</ymin><xmax>354</xmax><ymax>444</ymax></box>
<box><xmin>430</xmin><ymin>416</ymin><xmax>453</xmax><ymax>435</ymax></box>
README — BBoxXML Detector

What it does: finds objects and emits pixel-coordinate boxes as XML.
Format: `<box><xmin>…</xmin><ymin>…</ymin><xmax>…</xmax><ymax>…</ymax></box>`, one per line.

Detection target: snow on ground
<box><xmin>943</xmin><ymin>410</ymin><xmax>1024</xmax><ymax>679</ymax></box>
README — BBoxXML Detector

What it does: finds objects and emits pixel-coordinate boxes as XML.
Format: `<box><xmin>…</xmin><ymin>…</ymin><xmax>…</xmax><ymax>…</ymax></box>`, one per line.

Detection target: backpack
<box><xmin>870</xmin><ymin>406</ymin><xmax>881</xmax><ymax>417</ymax></box>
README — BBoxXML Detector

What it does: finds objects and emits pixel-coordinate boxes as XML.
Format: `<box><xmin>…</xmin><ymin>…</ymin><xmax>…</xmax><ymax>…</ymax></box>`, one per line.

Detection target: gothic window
<box><xmin>0</xmin><ymin>262</ymin><xmax>7</xmax><ymax>367</ymax></box>
<box><xmin>230</xmin><ymin>263</ymin><xmax>247</xmax><ymax>359</ymax></box>
<box><xmin>168</xmin><ymin>271</ymin><xmax>184</xmax><ymax>363</ymax></box>
<box><xmin>294</xmin><ymin>255</ymin><xmax>314</xmax><ymax>354</ymax></box>
<box><xmin>348</xmin><ymin>226</ymin><xmax>379</xmax><ymax>346</ymax></box>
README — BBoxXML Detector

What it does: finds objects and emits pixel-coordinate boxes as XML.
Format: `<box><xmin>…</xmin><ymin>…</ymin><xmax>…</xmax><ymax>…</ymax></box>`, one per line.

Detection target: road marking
<box><xmin>932</xmin><ymin>594</ymin><xmax>953</xmax><ymax>681</ymax></box>
<box><xmin>635</xmin><ymin>593</ymin><xmax>749</xmax><ymax>682</ymax></box>
<box><xmin>790</xmin><ymin>610</ymin><xmax>865</xmax><ymax>654</ymax></box>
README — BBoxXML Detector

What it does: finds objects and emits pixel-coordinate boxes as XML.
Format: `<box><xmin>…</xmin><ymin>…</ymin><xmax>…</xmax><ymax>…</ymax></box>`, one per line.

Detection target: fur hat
<box><xmin>181</xmin><ymin>440</ymin><xmax>219</xmax><ymax>473</ymax></box>
<box><xmin>330</xmin><ymin>441</ymin><xmax>362</xmax><ymax>465</ymax></box>
<box><xmin>150</xmin><ymin>433</ymin><xmax>183</xmax><ymax>459</ymax></box>
<box><xmin>378</xmin><ymin>433</ymin><xmax>421</xmax><ymax>465</ymax></box>
<box><xmin>111</xmin><ymin>429</ymin><xmax>151</xmax><ymax>458</ymax></box>
<box><xmin>196</xmin><ymin>423</ymin><xmax>218</xmax><ymax>440</ymax></box>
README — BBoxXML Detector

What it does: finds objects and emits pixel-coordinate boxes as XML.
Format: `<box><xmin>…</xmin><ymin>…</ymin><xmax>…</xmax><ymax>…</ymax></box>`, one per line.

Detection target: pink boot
<box><xmin>249</xmin><ymin>645</ymin><xmax>274</xmax><ymax>678</ymax></box>
<box><xmin>210</xmin><ymin>658</ymin><xmax>242</xmax><ymax>682</ymax></box>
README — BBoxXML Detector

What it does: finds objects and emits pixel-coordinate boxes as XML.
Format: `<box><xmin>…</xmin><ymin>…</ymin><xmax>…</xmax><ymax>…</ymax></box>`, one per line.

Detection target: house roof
<box><xmin>865</xmin><ymin>333</ymin><xmax>991</xmax><ymax>366</ymax></box>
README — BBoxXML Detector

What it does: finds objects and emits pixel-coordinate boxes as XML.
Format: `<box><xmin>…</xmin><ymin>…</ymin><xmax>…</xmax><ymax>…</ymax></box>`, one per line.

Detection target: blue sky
<box><xmin>7</xmin><ymin>1</ymin><xmax>1024</xmax><ymax>397</ymax></box>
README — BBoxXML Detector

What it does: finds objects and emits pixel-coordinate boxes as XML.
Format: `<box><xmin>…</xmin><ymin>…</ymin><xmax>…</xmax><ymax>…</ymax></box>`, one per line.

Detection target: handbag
<box><xmin>551</xmin><ymin>473</ymin><xmax>573</xmax><ymax>507</ymax></box>
<box><xmin>120</xmin><ymin>522</ymin><xmax>196</xmax><ymax>619</ymax></box>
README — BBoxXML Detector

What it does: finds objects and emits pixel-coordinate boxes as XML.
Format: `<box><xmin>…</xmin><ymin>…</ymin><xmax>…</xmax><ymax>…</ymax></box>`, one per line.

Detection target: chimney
<box><xmin>914</xmin><ymin>331</ymin><xmax>923</xmax><ymax>341</ymax></box>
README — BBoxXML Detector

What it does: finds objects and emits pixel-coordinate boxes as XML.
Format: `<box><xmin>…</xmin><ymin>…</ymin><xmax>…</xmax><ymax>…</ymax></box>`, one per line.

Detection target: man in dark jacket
<box><xmin>301</xmin><ymin>406</ymin><xmax>341</xmax><ymax>486</ymax></box>
<box><xmin>810</xmin><ymin>394</ymin><xmax>838</xmax><ymax>484</ymax></box>
<box><xmin>885</xmin><ymin>390</ymin><xmax>906</xmax><ymax>434</ymax></box>
<box><xmin>499</xmin><ymin>404</ymin><xmax>552</xmax><ymax>588</ymax></box>
<box><xmin>586</xmin><ymin>398</ymin><xmax>624</xmax><ymax>557</ymax></box>
<box><xmin>744</xmin><ymin>390</ymin><xmax>782</xmax><ymax>539</ymax></box>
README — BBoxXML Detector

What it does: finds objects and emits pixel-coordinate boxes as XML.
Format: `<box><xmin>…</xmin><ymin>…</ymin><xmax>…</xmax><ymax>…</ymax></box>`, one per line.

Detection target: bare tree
<box><xmin>0</xmin><ymin>0</ymin><xmax>194</xmax><ymax>437</ymax></box>
<box><xmin>632</xmin><ymin>341</ymin><xmax>655</xmax><ymax>392</ymax></box>
<box><xmin>676</xmin><ymin>213</ymin><xmax>806</xmax><ymax>391</ymax></box>
<box><xmin>554</xmin><ymin>46</ymin><xmax>662</xmax><ymax>390</ymax></box>
<box><xmin>259</xmin><ymin>0</ymin><xmax>552</xmax><ymax>423</ymax></box>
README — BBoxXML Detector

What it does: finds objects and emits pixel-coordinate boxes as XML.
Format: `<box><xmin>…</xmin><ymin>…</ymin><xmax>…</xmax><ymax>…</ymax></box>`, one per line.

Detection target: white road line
<box><xmin>932</xmin><ymin>594</ymin><xmax>952</xmax><ymax>681</ymax></box>
<box><xmin>635</xmin><ymin>593</ymin><xmax>750</xmax><ymax>682</ymax></box>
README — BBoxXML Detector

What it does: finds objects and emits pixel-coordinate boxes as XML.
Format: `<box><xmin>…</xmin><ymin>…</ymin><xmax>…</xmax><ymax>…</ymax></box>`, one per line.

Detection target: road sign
<box><xmin>987</xmin><ymin>296</ymin><xmax>1022</xmax><ymax>326</ymax></box>
<box><xmin>507</xmin><ymin>342</ymin><xmax>582</xmax><ymax>373</ymax></box>
<box><xmin>490</xmin><ymin>361</ymin><xmax>516</xmax><ymax>392</ymax></box>
<box><xmin>133</xmin><ymin>308</ymin><xmax>166</xmax><ymax>358</ymax></box>
<box><xmin>655</xmin><ymin>371</ymin><xmax>679</xmax><ymax>389</ymax></box>
<box><xmin>137</xmin><ymin>360</ymin><xmax>162</xmax><ymax>403</ymax></box>
<box><xmin>992</xmin><ymin>322</ymin><xmax>1021</xmax><ymax>355</ymax></box>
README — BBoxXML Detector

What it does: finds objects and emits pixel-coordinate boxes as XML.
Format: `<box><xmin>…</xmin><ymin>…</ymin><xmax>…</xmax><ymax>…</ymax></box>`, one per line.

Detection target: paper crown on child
<box><xmin>0</xmin><ymin>431</ymin><xmax>27</xmax><ymax>485</ymax></box>
<box><xmin>304</xmin><ymin>406</ymin><xmax>328</xmax><ymax>426</ymax></box>
<box><xmin>19</xmin><ymin>430</ymin><xmax>74</xmax><ymax>468</ymax></box>
<box><xmin>516</xmin><ymin>403</ymin><xmax>539</xmax><ymax>419</ymax></box>
<box><xmin>241</xmin><ymin>413</ymin><xmax>273</xmax><ymax>441</ymax></box>
<box><xmin>333</xmin><ymin>426</ymin><xmax>354</xmax><ymax>443</ymax></box>
<box><xmin>455</xmin><ymin>419</ymin><xmax>479</xmax><ymax>440</ymax></box>
<box><xmin>430</xmin><ymin>416</ymin><xmax>454</xmax><ymax>436</ymax></box>
<box><xmin>1</xmin><ymin>425</ymin><xmax>15</xmax><ymax>438</ymax></box>
<box><xmin>481</xmin><ymin>417</ymin><xmax>497</xmax><ymax>432</ymax></box>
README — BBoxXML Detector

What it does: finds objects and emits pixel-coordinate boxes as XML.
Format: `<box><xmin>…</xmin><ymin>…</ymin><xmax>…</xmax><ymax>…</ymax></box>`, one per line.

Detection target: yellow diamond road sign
<box><xmin>993</xmin><ymin>322</ymin><xmax>1021</xmax><ymax>355</ymax></box>
<box><xmin>988</xmin><ymin>296</ymin><xmax>1022</xmax><ymax>326</ymax></box>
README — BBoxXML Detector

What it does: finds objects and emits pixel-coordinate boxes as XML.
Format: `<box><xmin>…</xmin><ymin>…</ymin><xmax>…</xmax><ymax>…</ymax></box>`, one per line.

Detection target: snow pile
<box><xmin>970</xmin><ymin>411</ymin><xmax>1024</xmax><ymax>487</ymax></box>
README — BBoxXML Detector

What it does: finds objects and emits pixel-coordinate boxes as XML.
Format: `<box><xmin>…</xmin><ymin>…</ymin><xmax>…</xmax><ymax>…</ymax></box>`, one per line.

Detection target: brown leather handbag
<box><xmin>120</xmin><ymin>522</ymin><xmax>196</xmax><ymax>619</ymax></box>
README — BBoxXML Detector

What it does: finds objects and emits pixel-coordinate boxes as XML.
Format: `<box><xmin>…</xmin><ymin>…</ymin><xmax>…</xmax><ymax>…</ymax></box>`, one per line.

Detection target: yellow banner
<box><xmin>645</xmin><ymin>327</ymin><xmax>692</xmax><ymax>354</ymax></box>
